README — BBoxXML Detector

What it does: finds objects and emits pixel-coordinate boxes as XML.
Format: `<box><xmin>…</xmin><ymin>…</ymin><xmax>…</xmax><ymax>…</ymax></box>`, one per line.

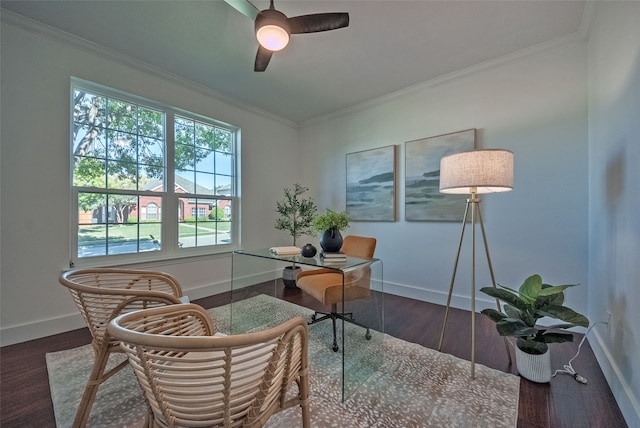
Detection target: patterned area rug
<box><xmin>47</xmin><ymin>295</ymin><xmax>520</xmax><ymax>427</ymax></box>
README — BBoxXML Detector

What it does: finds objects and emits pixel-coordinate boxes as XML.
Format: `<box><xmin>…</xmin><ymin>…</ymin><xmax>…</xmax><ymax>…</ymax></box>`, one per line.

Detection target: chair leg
<box><xmin>309</xmin><ymin>306</ymin><xmax>373</xmax><ymax>352</ymax></box>
<box><xmin>72</xmin><ymin>346</ymin><xmax>111</xmax><ymax>427</ymax></box>
<box><xmin>299</xmin><ymin>374</ymin><xmax>311</xmax><ymax>428</ymax></box>
<box><xmin>72</xmin><ymin>345</ymin><xmax>128</xmax><ymax>428</ymax></box>
<box><xmin>144</xmin><ymin>409</ymin><xmax>155</xmax><ymax>427</ymax></box>
<box><xmin>337</xmin><ymin>314</ymin><xmax>372</xmax><ymax>340</ymax></box>
<box><xmin>331</xmin><ymin>314</ymin><xmax>339</xmax><ymax>352</ymax></box>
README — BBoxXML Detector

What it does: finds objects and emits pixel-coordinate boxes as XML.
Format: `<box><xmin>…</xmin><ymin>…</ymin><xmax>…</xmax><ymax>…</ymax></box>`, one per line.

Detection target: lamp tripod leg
<box><xmin>437</xmin><ymin>200</ymin><xmax>471</xmax><ymax>351</ymax></box>
<box><xmin>471</xmin><ymin>198</ymin><xmax>477</xmax><ymax>379</ymax></box>
<box><xmin>476</xmin><ymin>206</ymin><xmax>513</xmax><ymax>364</ymax></box>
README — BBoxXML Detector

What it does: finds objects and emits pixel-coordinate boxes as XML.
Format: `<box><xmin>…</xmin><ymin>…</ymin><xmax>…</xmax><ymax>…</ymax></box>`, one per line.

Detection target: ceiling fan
<box><xmin>225</xmin><ymin>0</ymin><xmax>350</xmax><ymax>72</ymax></box>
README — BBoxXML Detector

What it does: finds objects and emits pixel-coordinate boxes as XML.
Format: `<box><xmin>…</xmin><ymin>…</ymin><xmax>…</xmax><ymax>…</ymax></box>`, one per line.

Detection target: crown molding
<box><xmin>0</xmin><ymin>8</ymin><xmax>298</xmax><ymax>129</ymax></box>
<box><xmin>301</xmin><ymin>30</ymin><xmax>586</xmax><ymax>128</ymax></box>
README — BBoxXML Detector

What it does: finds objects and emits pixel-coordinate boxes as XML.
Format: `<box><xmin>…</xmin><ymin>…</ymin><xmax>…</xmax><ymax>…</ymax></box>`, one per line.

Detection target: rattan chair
<box><xmin>59</xmin><ymin>268</ymin><xmax>184</xmax><ymax>428</ymax></box>
<box><xmin>296</xmin><ymin>235</ymin><xmax>377</xmax><ymax>352</ymax></box>
<box><xmin>107</xmin><ymin>303</ymin><xmax>310</xmax><ymax>428</ymax></box>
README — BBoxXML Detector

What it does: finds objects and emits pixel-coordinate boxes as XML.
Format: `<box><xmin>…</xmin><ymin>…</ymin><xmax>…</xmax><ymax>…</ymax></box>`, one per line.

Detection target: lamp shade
<box><xmin>439</xmin><ymin>149</ymin><xmax>513</xmax><ymax>194</ymax></box>
<box><xmin>255</xmin><ymin>10</ymin><xmax>290</xmax><ymax>51</ymax></box>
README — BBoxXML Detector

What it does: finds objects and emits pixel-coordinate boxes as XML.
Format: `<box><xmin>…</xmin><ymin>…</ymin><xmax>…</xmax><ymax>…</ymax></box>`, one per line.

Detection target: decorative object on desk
<box><xmin>301</xmin><ymin>243</ymin><xmax>317</xmax><ymax>258</ymax></box>
<box><xmin>436</xmin><ymin>148</ymin><xmax>514</xmax><ymax>379</ymax></box>
<box><xmin>346</xmin><ymin>145</ymin><xmax>397</xmax><ymax>221</ymax></box>
<box><xmin>320</xmin><ymin>251</ymin><xmax>346</xmax><ymax>259</ymax></box>
<box><xmin>313</xmin><ymin>209</ymin><xmax>350</xmax><ymax>252</ymax></box>
<box><xmin>274</xmin><ymin>184</ymin><xmax>317</xmax><ymax>288</ymax></box>
<box><xmin>405</xmin><ymin>129</ymin><xmax>476</xmax><ymax>221</ymax></box>
<box><xmin>320</xmin><ymin>251</ymin><xmax>347</xmax><ymax>265</ymax></box>
<box><xmin>274</xmin><ymin>184</ymin><xmax>318</xmax><ymax>245</ymax></box>
<box><xmin>480</xmin><ymin>274</ymin><xmax>589</xmax><ymax>383</ymax></box>
<box><xmin>269</xmin><ymin>246</ymin><xmax>302</xmax><ymax>255</ymax></box>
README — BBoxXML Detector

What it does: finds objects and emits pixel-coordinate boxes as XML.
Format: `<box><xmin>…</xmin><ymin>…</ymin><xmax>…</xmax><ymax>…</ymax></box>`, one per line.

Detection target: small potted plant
<box><xmin>480</xmin><ymin>274</ymin><xmax>589</xmax><ymax>383</ymax></box>
<box><xmin>274</xmin><ymin>184</ymin><xmax>317</xmax><ymax>287</ymax></box>
<box><xmin>312</xmin><ymin>209</ymin><xmax>350</xmax><ymax>253</ymax></box>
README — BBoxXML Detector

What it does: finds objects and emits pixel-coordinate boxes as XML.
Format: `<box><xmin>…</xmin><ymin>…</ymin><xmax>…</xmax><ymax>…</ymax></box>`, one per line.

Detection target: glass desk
<box><xmin>231</xmin><ymin>248</ymin><xmax>384</xmax><ymax>401</ymax></box>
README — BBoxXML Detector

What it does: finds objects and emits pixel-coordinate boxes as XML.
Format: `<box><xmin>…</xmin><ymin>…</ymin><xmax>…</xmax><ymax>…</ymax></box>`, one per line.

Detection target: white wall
<box><xmin>0</xmin><ymin>15</ymin><xmax>299</xmax><ymax>345</ymax></box>
<box><xmin>587</xmin><ymin>2</ymin><xmax>640</xmax><ymax>425</ymax></box>
<box><xmin>298</xmin><ymin>40</ymin><xmax>589</xmax><ymax>317</ymax></box>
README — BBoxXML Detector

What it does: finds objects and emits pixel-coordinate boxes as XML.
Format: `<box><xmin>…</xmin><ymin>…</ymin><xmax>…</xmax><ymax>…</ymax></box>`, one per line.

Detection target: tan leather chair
<box><xmin>296</xmin><ymin>235</ymin><xmax>377</xmax><ymax>351</ymax></box>
<box><xmin>108</xmin><ymin>303</ymin><xmax>310</xmax><ymax>428</ymax></box>
<box><xmin>59</xmin><ymin>268</ymin><xmax>184</xmax><ymax>427</ymax></box>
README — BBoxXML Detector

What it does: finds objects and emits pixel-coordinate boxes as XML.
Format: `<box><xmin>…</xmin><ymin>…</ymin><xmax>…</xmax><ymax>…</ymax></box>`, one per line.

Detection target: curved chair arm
<box><xmin>107</xmin><ymin>303</ymin><xmax>216</xmax><ymax>340</ymax></box>
<box><xmin>60</xmin><ymin>268</ymin><xmax>185</xmax><ymax>347</ymax></box>
<box><xmin>60</xmin><ymin>268</ymin><xmax>183</xmax><ymax>297</ymax></box>
<box><xmin>108</xmin><ymin>304</ymin><xmax>310</xmax><ymax>428</ymax></box>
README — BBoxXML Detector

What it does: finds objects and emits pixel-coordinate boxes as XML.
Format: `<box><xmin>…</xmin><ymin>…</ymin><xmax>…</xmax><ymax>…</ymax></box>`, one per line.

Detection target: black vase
<box><xmin>319</xmin><ymin>228</ymin><xmax>343</xmax><ymax>253</ymax></box>
<box><xmin>301</xmin><ymin>243</ymin><xmax>317</xmax><ymax>258</ymax></box>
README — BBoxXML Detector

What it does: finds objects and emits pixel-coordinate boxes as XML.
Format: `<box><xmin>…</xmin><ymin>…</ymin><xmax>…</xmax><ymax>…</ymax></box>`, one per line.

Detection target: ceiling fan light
<box><xmin>256</xmin><ymin>24</ymin><xmax>290</xmax><ymax>51</ymax></box>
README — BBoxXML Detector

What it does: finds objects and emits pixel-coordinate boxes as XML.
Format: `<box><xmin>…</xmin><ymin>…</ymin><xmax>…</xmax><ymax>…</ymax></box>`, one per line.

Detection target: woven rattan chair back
<box><xmin>59</xmin><ymin>268</ymin><xmax>184</xmax><ymax>427</ymax></box>
<box><xmin>108</xmin><ymin>303</ymin><xmax>310</xmax><ymax>428</ymax></box>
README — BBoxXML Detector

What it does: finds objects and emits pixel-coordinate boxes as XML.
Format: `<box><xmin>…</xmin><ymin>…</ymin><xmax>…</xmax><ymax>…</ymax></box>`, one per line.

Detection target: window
<box><xmin>145</xmin><ymin>203</ymin><xmax>159</xmax><ymax>221</ymax></box>
<box><xmin>71</xmin><ymin>79</ymin><xmax>237</xmax><ymax>263</ymax></box>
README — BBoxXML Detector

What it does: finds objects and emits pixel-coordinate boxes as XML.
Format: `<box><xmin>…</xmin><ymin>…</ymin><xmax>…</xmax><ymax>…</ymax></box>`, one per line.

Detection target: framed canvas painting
<box><xmin>346</xmin><ymin>145</ymin><xmax>396</xmax><ymax>221</ymax></box>
<box><xmin>405</xmin><ymin>129</ymin><xmax>476</xmax><ymax>221</ymax></box>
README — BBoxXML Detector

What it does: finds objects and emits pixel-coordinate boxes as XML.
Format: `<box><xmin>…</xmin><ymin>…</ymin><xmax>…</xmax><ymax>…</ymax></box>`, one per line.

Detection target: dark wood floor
<box><xmin>1</xmin><ymin>284</ymin><xmax>627</xmax><ymax>427</ymax></box>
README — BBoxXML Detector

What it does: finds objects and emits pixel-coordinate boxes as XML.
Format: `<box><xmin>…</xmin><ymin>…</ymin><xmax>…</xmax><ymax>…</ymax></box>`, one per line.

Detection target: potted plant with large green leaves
<box><xmin>480</xmin><ymin>274</ymin><xmax>589</xmax><ymax>383</ymax></box>
<box><xmin>274</xmin><ymin>184</ymin><xmax>317</xmax><ymax>288</ymax></box>
<box><xmin>312</xmin><ymin>209</ymin><xmax>350</xmax><ymax>253</ymax></box>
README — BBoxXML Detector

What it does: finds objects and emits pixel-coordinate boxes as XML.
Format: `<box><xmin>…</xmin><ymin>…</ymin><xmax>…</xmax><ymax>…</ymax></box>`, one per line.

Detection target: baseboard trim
<box><xmin>383</xmin><ymin>280</ymin><xmax>499</xmax><ymax>313</ymax></box>
<box><xmin>589</xmin><ymin>329</ymin><xmax>640</xmax><ymax>427</ymax></box>
<box><xmin>0</xmin><ymin>278</ymin><xmax>234</xmax><ymax>347</ymax></box>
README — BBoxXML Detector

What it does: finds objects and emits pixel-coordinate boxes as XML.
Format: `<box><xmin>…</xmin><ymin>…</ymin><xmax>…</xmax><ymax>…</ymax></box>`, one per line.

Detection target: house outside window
<box><xmin>146</xmin><ymin>202</ymin><xmax>159</xmax><ymax>220</ymax></box>
<box><xmin>191</xmin><ymin>207</ymin><xmax>206</xmax><ymax>218</ymax></box>
<box><xmin>71</xmin><ymin>79</ymin><xmax>238</xmax><ymax>264</ymax></box>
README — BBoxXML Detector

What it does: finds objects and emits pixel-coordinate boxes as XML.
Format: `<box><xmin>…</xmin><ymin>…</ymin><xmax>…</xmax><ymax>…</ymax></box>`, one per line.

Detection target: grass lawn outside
<box><xmin>78</xmin><ymin>220</ymin><xmax>231</xmax><ymax>246</ymax></box>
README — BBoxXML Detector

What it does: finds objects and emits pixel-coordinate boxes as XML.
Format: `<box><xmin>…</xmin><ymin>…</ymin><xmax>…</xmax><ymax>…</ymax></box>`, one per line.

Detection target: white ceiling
<box><xmin>1</xmin><ymin>0</ymin><xmax>587</xmax><ymax>123</ymax></box>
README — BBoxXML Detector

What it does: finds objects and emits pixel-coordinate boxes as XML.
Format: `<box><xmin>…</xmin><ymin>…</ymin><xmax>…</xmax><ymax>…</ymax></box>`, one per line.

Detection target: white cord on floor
<box><xmin>552</xmin><ymin>321</ymin><xmax>607</xmax><ymax>384</ymax></box>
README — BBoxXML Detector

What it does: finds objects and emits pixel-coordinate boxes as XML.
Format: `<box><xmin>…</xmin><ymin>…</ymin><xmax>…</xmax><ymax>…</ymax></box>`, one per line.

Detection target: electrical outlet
<box><xmin>607</xmin><ymin>311</ymin><xmax>612</xmax><ymax>335</ymax></box>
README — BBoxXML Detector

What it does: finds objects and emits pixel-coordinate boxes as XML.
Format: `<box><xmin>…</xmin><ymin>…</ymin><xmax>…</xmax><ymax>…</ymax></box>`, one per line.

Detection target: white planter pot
<box><xmin>515</xmin><ymin>346</ymin><xmax>551</xmax><ymax>383</ymax></box>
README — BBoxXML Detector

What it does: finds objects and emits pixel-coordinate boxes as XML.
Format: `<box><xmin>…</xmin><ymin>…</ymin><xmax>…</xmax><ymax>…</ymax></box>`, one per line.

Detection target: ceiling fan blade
<box><xmin>224</xmin><ymin>0</ymin><xmax>260</xmax><ymax>20</ymax></box>
<box><xmin>288</xmin><ymin>13</ymin><xmax>349</xmax><ymax>34</ymax></box>
<box><xmin>254</xmin><ymin>46</ymin><xmax>274</xmax><ymax>72</ymax></box>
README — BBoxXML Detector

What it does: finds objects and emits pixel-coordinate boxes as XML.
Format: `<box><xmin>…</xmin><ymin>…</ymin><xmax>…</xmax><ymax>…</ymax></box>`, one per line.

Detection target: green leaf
<box><xmin>480</xmin><ymin>309</ymin><xmax>506</xmax><ymax>323</ymax></box>
<box><xmin>480</xmin><ymin>287</ymin><xmax>528</xmax><ymax>311</ymax></box>
<box><xmin>274</xmin><ymin>184</ymin><xmax>318</xmax><ymax>244</ymax></box>
<box><xmin>519</xmin><ymin>274</ymin><xmax>542</xmax><ymax>299</ymax></box>
<box><xmin>543</xmin><ymin>323</ymin><xmax>580</xmax><ymax>331</ymax></box>
<box><xmin>496</xmin><ymin>318</ymin><xmax>537</xmax><ymax>337</ymax></box>
<box><xmin>538</xmin><ymin>284</ymin><xmax>574</xmax><ymax>297</ymax></box>
<box><xmin>537</xmin><ymin>305</ymin><xmax>589</xmax><ymax>327</ymax></box>
<box><xmin>503</xmin><ymin>305</ymin><xmax>523</xmax><ymax>319</ymax></box>
<box><xmin>538</xmin><ymin>284</ymin><xmax>565</xmax><ymax>306</ymax></box>
<box><xmin>497</xmin><ymin>284</ymin><xmax>534</xmax><ymax>302</ymax></box>
<box><xmin>538</xmin><ymin>331</ymin><xmax>574</xmax><ymax>344</ymax></box>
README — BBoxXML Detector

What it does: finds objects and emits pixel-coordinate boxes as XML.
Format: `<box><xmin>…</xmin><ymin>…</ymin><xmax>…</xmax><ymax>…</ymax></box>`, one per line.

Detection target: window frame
<box><xmin>70</xmin><ymin>78</ymin><xmax>240</xmax><ymax>267</ymax></box>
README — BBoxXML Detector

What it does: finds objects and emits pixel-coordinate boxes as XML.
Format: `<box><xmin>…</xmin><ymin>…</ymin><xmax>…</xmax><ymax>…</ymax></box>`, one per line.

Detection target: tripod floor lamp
<box><xmin>436</xmin><ymin>149</ymin><xmax>514</xmax><ymax>379</ymax></box>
